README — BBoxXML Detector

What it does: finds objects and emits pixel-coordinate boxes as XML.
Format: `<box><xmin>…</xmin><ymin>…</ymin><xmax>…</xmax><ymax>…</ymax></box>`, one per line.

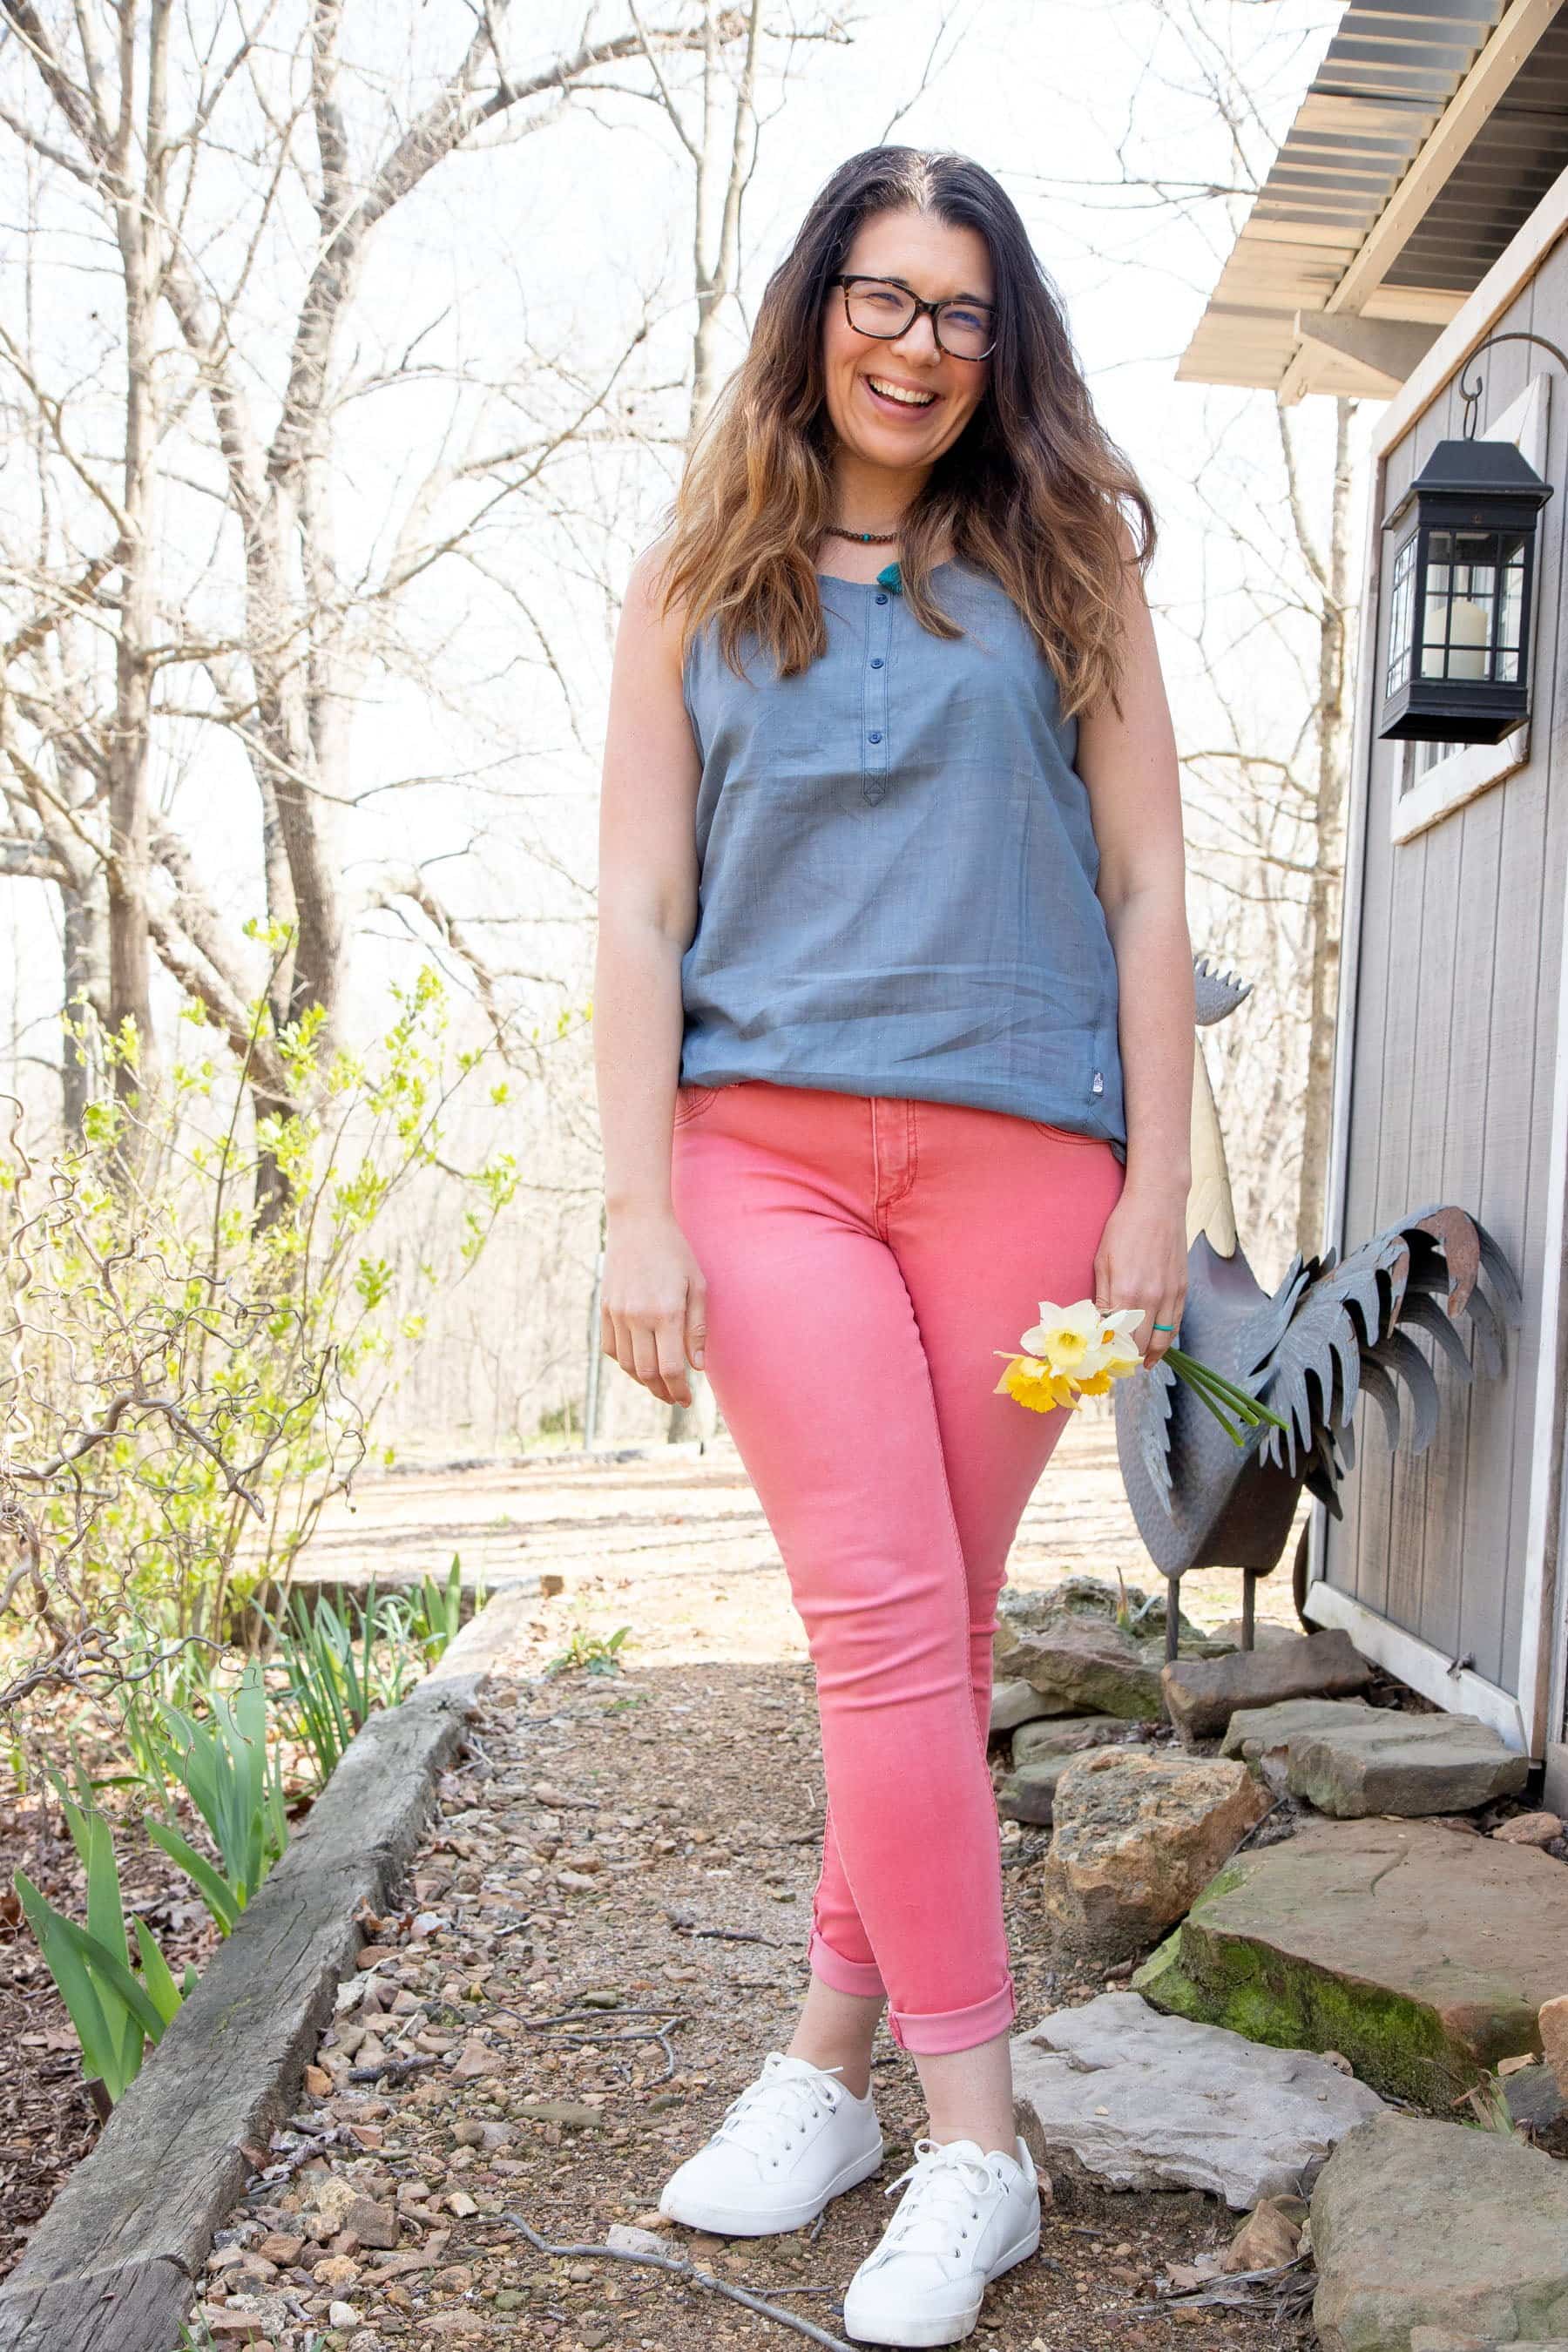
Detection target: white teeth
<box><xmin>868</xmin><ymin>376</ymin><xmax>935</xmax><ymax>408</ymax></box>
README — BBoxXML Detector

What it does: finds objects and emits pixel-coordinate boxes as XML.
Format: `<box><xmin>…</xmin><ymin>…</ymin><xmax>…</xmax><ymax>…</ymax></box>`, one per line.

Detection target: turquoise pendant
<box><xmin>875</xmin><ymin>560</ymin><xmax>902</xmax><ymax>595</ymax></box>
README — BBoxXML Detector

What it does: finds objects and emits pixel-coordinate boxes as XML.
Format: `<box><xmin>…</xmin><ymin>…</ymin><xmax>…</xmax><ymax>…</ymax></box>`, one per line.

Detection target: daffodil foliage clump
<box><xmin>0</xmin><ymin>964</ymin><xmax>517</xmax><ymax>1734</ymax></box>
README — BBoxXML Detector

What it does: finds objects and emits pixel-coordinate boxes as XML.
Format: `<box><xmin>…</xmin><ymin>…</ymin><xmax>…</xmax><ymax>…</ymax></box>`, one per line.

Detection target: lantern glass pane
<box><xmin>1417</xmin><ymin>529</ymin><xmax>1499</xmax><ymax>683</ymax></box>
<box><xmin>1385</xmin><ymin>531</ymin><xmax>1416</xmax><ymax>697</ymax></box>
<box><xmin>1497</xmin><ymin>536</ymin><xmax>1528</xmax><ymax>684</ymax></box>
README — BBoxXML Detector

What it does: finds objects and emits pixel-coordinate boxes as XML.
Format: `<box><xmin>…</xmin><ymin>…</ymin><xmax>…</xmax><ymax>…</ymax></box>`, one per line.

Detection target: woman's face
<box><xmin>820</xmin><ymin>206</ymin><xmax>995</xmax><ymax>477</ymax></box>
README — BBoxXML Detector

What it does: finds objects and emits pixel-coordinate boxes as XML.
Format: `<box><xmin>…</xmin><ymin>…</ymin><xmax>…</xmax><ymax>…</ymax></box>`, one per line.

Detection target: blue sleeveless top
<box><xmin>677</xmin><ymin>557</ymin><xmax>1127</xmax><ymax>1157</ymax></box>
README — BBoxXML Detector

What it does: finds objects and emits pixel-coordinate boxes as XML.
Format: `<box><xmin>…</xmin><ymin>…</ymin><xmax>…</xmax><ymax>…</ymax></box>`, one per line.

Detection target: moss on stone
<box><xmin>1134</xmin><ymin>1908</ymin><xmax>1483</xmax><ymax>2110</ymax></box>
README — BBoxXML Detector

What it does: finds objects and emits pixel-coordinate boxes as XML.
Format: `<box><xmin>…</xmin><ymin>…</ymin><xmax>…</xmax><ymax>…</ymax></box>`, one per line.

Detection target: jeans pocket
<box><xmin>673</xmin><ymin>1084</ymin><xmax>720</xmax><ymax>1127</ymax></box>
<box><xmin>1029</xmin><ymin>1118</ymin><xmax>1103</xmax><ymax>1146</ymax></box>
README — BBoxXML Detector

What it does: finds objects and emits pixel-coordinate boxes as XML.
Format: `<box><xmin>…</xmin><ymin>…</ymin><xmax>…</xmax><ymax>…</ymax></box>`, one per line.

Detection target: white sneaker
<box><xmin>841</xmin><ymin>2133</ymin><xmax>1041</xmax><ymax>2347</ymax></box>
<box><xmin>657</xmin><ymin>2051</ymin><xmax>884</xmax><ymax>2236</ymax></box>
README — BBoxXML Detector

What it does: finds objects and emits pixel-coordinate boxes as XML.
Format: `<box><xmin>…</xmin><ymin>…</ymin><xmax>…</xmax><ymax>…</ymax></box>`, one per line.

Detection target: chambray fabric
<box><xmin>678</xmin><ymin>558</ymin><xmax>1127</xmax><ymax>1156</ymax></box>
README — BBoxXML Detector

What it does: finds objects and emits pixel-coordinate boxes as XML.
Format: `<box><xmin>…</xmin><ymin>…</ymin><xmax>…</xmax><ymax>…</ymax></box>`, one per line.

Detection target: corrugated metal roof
<box><xmin>1177</xmin><ymin>0</ymin><xmax>1568</xmax><ymax>392</ymax></box>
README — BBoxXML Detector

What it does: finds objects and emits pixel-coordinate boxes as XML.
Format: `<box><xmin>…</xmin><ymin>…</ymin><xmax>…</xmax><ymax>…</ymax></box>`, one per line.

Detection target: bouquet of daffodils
<box><xmin>994</xmin><ymin>1300</ymin><xmax>1288</xmax><ymax>1450</ymax></box>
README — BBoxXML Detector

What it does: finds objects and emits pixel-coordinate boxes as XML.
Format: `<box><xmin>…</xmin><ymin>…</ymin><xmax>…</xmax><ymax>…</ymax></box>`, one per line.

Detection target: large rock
<box><xmin>1132</xmin><ymin>1816</ymin><xmax>1568</xmax><ymax>2105</ymax></box>
<box><xmin>1161</xmin><ymin>1628</ymin><xmax>1372</xmax><ymax>1740</ymax></box>
<box><xmin>1010</xmin><ymin>1990</ymin><xmax>1383</xmax><ymax>2208</ymax></box>
<box><xmin>1310</xmin><ymin>2112</ymin><xmax>1568</xmax><ymax>2350</ymax></box>
<box><xmin>1542</xmin><ymin>1995</ymin><xmax>1568</xmax><ymax>2099</ymax></box>
<box><xmin>996</xmin><ymin>1612</ymin><xmax>1166</xmax><ymax>1721</ymax></box>
<box><xmin>994</xmin><ymin>1578</ymin><xmax>1227</xmax><ymax>1725</ymax></box>
<box><xmin>1220</xmin><ymin>1697</ymin><xmax>1530</xmax><ymax>1815</ymax></box>
<box><xmin>1042</xmin><ymin>1746</ymin><xmax>1273</xmax><ymax>1959</ymax></box>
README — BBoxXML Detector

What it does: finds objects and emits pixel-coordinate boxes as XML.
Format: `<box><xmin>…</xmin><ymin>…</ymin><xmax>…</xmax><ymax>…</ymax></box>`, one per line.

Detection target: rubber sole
<box><xmin>658</xmin><ymin>2138</ymin><xmax>886</xmax><ymax>2238</ymax></box>
<box><xmin>842</xmin><ymin>2213</ymin><xmax>1042</xmax><ymax>2347</ymax></box>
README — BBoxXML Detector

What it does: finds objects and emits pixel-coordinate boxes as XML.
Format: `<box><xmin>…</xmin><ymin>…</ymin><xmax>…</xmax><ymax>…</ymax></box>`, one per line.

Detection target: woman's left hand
<box><xmin>1093</xmin><ymin>1184</ymin><xmax>1189</xmax><ymax>1367</ymax></box>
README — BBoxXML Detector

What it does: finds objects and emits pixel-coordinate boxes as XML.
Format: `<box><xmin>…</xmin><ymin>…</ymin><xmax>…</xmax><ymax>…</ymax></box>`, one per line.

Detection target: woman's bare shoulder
<box><xmin>623</xmin><ymin>532</ymin><xmax>691</xmax><ymax>658</ymax></box>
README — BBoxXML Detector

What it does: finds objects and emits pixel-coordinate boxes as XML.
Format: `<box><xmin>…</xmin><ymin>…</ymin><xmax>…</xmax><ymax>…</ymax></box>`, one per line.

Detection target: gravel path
<box><xmin>192</xmin><ymin>1421</ymin><xmax>1312</xmax><ymax>2352</ymax></box>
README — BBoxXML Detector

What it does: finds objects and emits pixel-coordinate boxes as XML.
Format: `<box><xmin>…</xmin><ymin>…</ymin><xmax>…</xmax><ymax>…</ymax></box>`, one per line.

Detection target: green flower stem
<box><xmin>1165</xmin><ymin>1346</ymin><xmax>1287</xmax><ymax>1429</ymax></box>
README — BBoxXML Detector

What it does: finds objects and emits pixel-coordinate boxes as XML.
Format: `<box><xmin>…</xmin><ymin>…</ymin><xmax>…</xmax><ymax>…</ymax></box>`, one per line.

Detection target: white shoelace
<box><xmin>708</xmin><ymin>2051</ymin><xmax>845</xmax><ymax>2165</ymax></box>
<box><xmin>873</xmin><ymin>2138</ymin><xmax>1002</xmax><ymax>2264</ymax></box>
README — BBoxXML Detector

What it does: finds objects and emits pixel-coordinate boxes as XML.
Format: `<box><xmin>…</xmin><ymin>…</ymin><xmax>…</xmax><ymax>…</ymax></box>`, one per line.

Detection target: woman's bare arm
<box><xmin>593</xmin><ymin>543</ymin><xmax>708</xmax><ymax>1406</ymax></box>
<box><xmin>1075</xmin><ymin>521</ymin><xmax>1194</xmax><ymax>1360</ymax></box>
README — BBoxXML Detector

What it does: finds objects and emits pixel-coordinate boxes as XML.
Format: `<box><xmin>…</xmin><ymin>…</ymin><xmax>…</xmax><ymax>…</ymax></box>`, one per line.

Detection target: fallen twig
<box><xmin>242</xmin><ymin>2121</ymin><xmax>360</xmax><ymax>2196</ymax></box>
<box><xmin>504</xmin><ymin>2213</ymin><xmax>855</xmax><ymax>2350</ymax></box>
<box><xmin>518</xmin><ymin>2005</ymin><xmax>686</xmax><ymax>2030</ymax></box>
<box><xmin>672</xmin><ymin>1923</ymin><xmax>781</xmax><ymax>1947</ymax></box>
<box><xmin>348</xmin><ymin>2052</ymin><xmax>442</xmax><ymax>2084</ymax></box>
<box><xmin>1128</xmin><ymin>2251</ymin><xmax>1315</xmax><ymax>2316</ymax></box>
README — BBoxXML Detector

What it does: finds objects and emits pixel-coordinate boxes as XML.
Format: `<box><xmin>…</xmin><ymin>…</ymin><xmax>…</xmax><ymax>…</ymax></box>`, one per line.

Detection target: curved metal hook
<box><xmin>1458</xmin><ymin>329</ymin><xmax>1568</xmax><ymax>436</ymax></box>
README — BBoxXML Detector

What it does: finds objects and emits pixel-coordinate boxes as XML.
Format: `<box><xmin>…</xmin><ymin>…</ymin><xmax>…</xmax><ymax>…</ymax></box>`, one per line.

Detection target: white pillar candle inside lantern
<box><xmin>1443</xmin><ymin>594</ymin><xmax>1490</xmax><ymax>680</ymax></box>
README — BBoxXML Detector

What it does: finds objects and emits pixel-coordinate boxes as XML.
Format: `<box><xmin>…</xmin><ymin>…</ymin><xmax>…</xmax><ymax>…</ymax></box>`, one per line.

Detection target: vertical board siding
<box><xmin>1324</xmin><ymin>261</ymin><xmax>1568</xmax><ymax>1705</ymax></box>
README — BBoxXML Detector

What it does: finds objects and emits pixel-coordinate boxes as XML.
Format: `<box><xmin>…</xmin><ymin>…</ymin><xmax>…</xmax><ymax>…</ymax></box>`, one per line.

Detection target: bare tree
<box><xmin>1017</xmin><ymin>0</ymin><xmax>1361</xmax><ymax>1270</ymax></box>
<box><xmin>0</xmin><ymin>0</ymin><xmax>739</xmax><ymax>1159</ymax></box>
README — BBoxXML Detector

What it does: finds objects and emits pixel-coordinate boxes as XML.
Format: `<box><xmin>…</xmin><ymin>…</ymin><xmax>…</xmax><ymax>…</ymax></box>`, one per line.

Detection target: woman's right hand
<box><xmin>600</xmin><ymin>1209</ymin><xmax>708</xmax><ymax>1408</ymax></box>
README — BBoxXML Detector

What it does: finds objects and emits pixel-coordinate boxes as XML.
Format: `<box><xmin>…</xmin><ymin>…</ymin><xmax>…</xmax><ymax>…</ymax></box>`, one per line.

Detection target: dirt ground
<box><xmin>190</xmin><ymin>1415</ymin><xmax>1321</xmax><ymax>2352</ymax></box>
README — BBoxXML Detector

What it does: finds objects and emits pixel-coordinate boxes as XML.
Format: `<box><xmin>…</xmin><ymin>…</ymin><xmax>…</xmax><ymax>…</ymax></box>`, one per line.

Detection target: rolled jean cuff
<box><xmin>886</xmin><ymin>1973</ymin><xmax>1017</xmax><ymax>2056</ymax></box>
<box><xmin>808</xmin><ymin>1924</ymin><xmax>886</xmax><ymax>2001</ymax></box>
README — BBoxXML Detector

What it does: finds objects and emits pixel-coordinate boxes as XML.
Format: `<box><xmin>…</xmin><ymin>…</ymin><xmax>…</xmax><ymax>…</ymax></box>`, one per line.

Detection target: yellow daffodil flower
<box><xmin>992</xmin><ymin>1353</ymin><xmax>1081</xmax><ymax>1413</ymax></box>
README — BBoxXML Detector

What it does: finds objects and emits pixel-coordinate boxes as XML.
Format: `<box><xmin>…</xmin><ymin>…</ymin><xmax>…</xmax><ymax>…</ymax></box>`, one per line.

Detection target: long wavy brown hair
<box><xmin>656</xmin><ymin>145</ymin><xmax>1156</xmax><ymax>722</ymax></box>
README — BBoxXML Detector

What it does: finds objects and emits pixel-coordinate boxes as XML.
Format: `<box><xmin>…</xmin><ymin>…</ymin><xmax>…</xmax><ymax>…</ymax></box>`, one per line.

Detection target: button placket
<box><xmin>861</xmin><ymin>592</ymin><xmax>893</xmax><ymax>804</ymax></box>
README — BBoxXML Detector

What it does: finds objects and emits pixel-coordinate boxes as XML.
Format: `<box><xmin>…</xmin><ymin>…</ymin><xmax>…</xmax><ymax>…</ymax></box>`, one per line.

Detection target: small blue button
<box><xmin>875</xmin><ymin>593</ymin><xmax>889</xmax><ymax>605</ymax></box>
<box><xmin>869</xmin><ymin>656</ymin><xmax>884</xmax><ymax>669</ymax></box>
<box><xmin>868</xmin><ymin>730</ymin><xmax>882</xmax><ymax>744</ymax></box>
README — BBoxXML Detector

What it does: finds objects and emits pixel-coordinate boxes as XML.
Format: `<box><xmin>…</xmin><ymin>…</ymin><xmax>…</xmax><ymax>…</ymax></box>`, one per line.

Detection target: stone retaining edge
<box><xmin>0</xmin><ymin>1586</ymin><xmax>537</xmax><ymax>2352</ymax></box>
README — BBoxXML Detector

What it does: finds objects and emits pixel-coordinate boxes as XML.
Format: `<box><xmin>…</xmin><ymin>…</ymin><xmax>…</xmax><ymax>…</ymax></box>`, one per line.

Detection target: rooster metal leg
<box><xmin>1166</xmin><ymin>1578</ymin><xmax>1179</xmax><ymax>1662</ymax></box>
<box><xmin>1241</xmin><ymin>1569</ymin><xmax>1256</xmax><ymax>1652</ymax></box>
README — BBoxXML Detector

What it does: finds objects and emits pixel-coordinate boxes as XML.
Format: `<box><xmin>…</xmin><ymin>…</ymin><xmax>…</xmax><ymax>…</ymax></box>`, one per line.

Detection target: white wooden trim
<box><xmin>1375</xmin><ymin>155</ymin><xmax>1568</xmax><ymax>459</ymax></box>
<box><xmin>1392</xmin><ymin>727</ymin><xmax>1530</xmax><ymax>843</ymax></box>
<box><xmin>1328</xmin><ymin>0</ymin><xmax>1567</xmax><ymax>326</ymax></box>
<box><xmin>1302</xmin><ymin>1578</ymin><xmax>1529</xmax><ymax>1753</ymax></box>
<box><xmin>1389</xmin><ymin>373</ymin><xmax>1551</xmax><ymax>844</ymax></box>
<box><xmin>1517</xmin><ymin>769</ymin><xmax>1568</xmax><ymax>1754</ymax></box>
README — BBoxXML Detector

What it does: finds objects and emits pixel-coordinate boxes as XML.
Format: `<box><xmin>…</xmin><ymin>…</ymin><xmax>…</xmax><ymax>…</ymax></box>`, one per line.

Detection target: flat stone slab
<box><xmin>1311</xmin><ymin>2113</ymin><xmax>1568</xmax><ymax>2350</ymax></box>
<box><xmin>1132</xmin><ymin>1816</ymin><xmax>1568</xmax><ymax>2107</ymax></box>
<box><xmin>1013</xmin><ymin>1713</ymin><xmax>1133</xmax><ymax>1767</ymax></box>
<box><xmin>1220</xmin><ymin>1696</ymin><xmax>1389</xmax><ymax>1761</ymax></box>
<box><xmin>1000</xmin><ymin>1718</ymin><xmax>1140</xmax><ymax>1826</ymax></box>
<box><xmin>1413</xmin><ymin>2339</ymin><xmax>1568</xmax><ymax>2351</ymax></box>
<box><xmin>1043</xmin><ymin>1747</ymin><xmax>1272</xmax><ymax>1960</ymax></box>
<box><xmin>990</xmin><ymin>1677</ymin><xmax>1053</xmax><ymax>1736</ymax></box>
<box><xmin>1162</xmin><ymin>1628</ymin><xmax>1372</xmax><ymax>1740</ymax></box>
<box><xmin>1010</xmin><ymin>1990</ymin><xmax>1384</xmax><ymax>2209</ymax></box>
<box><xmin>1220</xmin><ymin>1697</ymin><xmax>1530</xmax><ymax>1815</ymax></box>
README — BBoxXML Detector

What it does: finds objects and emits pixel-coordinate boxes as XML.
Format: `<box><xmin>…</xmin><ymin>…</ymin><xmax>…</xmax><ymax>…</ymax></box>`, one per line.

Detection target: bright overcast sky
<box><xmin>2</xmin><ymin>0</ymin><xmax>1359</xmax><ymax>1068</ymax></box>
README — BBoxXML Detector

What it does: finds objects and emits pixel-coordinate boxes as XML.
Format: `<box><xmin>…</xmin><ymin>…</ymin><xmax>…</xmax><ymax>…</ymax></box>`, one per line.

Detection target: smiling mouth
<box><xmin>863</xmin><ymin>374</ymin><xmax>938</xmax><ymax>412</ymax></box>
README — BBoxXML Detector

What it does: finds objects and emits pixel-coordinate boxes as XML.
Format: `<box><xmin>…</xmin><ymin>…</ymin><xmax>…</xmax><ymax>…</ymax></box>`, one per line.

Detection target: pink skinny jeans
<box><xmin>670</xmin><ymin>1078</ymin><xmax>1125</xmax><ymax>2057</ymax></box>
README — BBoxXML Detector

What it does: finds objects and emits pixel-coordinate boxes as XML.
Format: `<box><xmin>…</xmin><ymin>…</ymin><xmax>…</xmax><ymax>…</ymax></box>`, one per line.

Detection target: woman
<box><xmin>593</xmin><ymin>145</ymin><xmax>1193</xmax><ymax>2348</ymax></box>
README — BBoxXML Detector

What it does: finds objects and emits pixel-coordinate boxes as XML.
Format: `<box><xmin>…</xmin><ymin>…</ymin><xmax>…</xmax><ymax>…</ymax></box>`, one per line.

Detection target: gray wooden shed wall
<box><xmin>1325</xmin><ymin>257</ymin><xmax>1568</xmax><ymax>1717</ymax></box>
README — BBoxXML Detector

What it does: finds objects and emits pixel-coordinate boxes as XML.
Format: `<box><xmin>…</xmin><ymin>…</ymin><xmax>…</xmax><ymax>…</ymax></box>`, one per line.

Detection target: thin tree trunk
<box><xmin>1296</xmin><ymin>398</ymin><xmax>1354</xmax><ymax>1258</ymax></box>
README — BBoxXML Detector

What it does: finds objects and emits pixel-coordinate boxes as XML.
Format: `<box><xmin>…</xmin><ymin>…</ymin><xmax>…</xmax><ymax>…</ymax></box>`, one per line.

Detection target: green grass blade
<box><xmin>13</xmin><ymin>1869</ymin><xmax>116</xmax><ymax>2092</ymax></box>
<box><xmin>50</xmin><ymin>1914</ymin><xmax>167</xmax><ymax>2046</ymax></box>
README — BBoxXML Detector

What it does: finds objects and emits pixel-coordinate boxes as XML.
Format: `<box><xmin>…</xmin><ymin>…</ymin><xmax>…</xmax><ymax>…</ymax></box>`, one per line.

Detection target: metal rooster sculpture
<box><xmin>1114</xmin><ymin>953</ymin><xmax>1524</xmax><ymax>1659</ymax></box>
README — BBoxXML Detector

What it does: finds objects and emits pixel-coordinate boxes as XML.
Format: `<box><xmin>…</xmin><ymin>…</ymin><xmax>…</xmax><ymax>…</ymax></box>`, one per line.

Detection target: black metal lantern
<box><xmin>1378</xmin><ymin>433</ymin><xmax>1552</xmax><ymax>745</ymax></box>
